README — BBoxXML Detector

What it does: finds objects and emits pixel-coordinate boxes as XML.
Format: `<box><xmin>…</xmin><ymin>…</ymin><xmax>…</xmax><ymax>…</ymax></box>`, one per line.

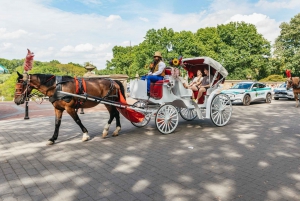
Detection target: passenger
<box><xmin>188</xmin><ymin>70</ymin><xmax>203</xmax><ymax>90</ymax></box>
<box><xmin>195</xmin><ymin>67</ymin><xmax>213</xmax><ymax>103</ymax></box>
<box><xmin>187</xmin><ymin>70</ymin><xmax>203</xmax><ymax>99</ymax></box>
<box><xmin>141</xmin><ymin>51</ymin><xmax>166</xmax><ymax>95</ymax></box>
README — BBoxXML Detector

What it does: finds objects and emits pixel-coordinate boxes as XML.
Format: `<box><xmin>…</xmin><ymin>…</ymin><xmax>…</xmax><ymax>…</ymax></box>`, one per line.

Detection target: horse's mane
<box><xmin>34</xmin><ymin>74</ymin><xmax>73</xmax><ymax>87</ymax></box>
<box><xmin>292</xmin><ymin>77</ymin><xmax>299</xmax><ymax>85</ymax></box>
<box><xmin>114</xmin><ymin>80</ymin><xmax>126</xmax><ymax>100</ymax></box>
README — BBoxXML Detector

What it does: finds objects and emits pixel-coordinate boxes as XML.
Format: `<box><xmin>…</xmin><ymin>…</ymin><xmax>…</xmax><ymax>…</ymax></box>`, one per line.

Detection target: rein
<box><xmin>20</xmin><ymin>74</ymin><xmax>56</xmax><ymax>103</ymax></box>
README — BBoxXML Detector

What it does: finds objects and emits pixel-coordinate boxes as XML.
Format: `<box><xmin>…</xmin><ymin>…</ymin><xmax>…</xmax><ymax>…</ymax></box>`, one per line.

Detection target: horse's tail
<box><xmin>114</xmin><ymin>80</ymin><xmax>126</xmax><ymax>100</ymax></box>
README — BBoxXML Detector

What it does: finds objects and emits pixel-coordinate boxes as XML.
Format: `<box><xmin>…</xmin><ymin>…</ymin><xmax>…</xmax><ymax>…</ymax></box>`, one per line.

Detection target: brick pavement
<box><xmin>0</xmin><ymin>99</ymin><xmax>300</xmax><ymax>200</ymax></box>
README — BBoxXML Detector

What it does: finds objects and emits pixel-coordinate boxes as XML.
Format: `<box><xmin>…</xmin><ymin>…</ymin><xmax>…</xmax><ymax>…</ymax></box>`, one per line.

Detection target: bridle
<box><xmin>15</xmin><ymin>73</ymin><xmax>56</xmax><ymax>104</ymax></box>
<box><xmin>15</xmin><ymin>74</ymin><xmax>32</xmax><ymax>104</ymax></box>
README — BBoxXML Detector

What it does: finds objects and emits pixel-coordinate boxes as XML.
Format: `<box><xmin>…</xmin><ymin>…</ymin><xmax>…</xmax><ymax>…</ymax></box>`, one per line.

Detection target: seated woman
<box><xmin>185</xmin><ymin>70</ymin><xmax>203</xmax><ymax>100</ymax></box>
<box><xmin>187</xmin><ymin>70</ymin><xmax>203</xmax><ymax>92</ymax></box>
<box><xmin>195</xmin><ymin>67</ymin><xmax>213</xmax><ymax>103</ymax></box>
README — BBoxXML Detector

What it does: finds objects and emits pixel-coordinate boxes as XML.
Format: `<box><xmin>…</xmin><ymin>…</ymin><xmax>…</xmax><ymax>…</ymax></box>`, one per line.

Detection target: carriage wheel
<box><xmin>155</xmin><ymin>104</ymin><xmax>179</xmax><ymax>134</ymax></box>
<box><xmin>265</xmin><ymin>93</ymin><xmax>272</xmax><ymax>103</ymax></box>
<box><xmin>179</xmin><ymin>108</ymin><xmax>197</xmax><ymax>121</ymax></box>
<box><xmin>243</xmin><ymin>94</ymin><xmax>251</xmax><ymax>106</ymax></box>
<box><xmin>131</xmin><ymin>101</ymin><xmax>151</xmax><ymax>128</ymax></box>
<box><xmin>210</xmin><ymin>94</ymin><xmax>232</xmax><ymax>127</ymax></box>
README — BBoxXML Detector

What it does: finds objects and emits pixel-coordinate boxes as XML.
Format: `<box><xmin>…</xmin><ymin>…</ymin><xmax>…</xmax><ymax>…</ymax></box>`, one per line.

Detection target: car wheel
<box><xmin>274</xmin><ymin>97</ymin><xmax>279</xmax><ymax>100</ymax></box>
<box><xmin>266</xmin><ymin>93</ymin><xmax>272</xmax><ymax>103</ymax></box>
<box><xmin>243</xmin><ymin>94</ymin><xmax>251</xmax><ymax>106</ymax></box>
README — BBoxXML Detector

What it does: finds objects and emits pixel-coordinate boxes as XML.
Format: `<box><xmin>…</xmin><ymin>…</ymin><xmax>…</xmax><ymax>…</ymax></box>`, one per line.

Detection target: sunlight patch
<box><xmin>112</xmin><ymin>156</ymin><xmax>143</xmax><ymax>173</ymax></box>
<box><xmin>132</xmin><ymin>179</ymin><xmax>150</xmax><ymax>192</ymax></box>
<box><xmin>258</xmin><ymin>161</ymin><xmax>269</xmax><ymax>168</ymax></box>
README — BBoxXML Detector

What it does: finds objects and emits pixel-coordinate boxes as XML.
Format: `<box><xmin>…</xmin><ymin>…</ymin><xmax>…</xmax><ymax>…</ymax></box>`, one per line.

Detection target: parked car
<box><xmin>221</xmin><ymin>81</ymin><xmax>272</xmax><ymax>106</ymax></box>
<box><xmin>273</xmin><ymin>83</ymin><xmax>294</xmax><ymax>100</ymax></box>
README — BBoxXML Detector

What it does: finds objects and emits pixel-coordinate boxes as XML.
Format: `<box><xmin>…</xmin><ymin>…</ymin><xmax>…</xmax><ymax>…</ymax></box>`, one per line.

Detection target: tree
<box><xmin>274</xmin><ymin>13</ymin><xmax>300</xmax><ymax>76</ymax></box>
<box><xmin>216</xmin><ymin>22</ymin><xmax>271</xmax><ymax>80</ymax></box>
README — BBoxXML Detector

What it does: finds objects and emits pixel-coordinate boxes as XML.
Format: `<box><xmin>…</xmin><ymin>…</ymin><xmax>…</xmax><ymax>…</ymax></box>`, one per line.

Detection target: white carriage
<box><xmin>130</xmin><ymin>57</ymin><xmax>232</xmax><ymax>134</ymax></box>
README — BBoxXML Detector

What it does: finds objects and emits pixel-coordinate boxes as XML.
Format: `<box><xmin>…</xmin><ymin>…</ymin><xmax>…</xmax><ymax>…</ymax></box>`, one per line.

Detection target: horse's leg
<box><xmin>66</xmin><ymin>107</ymin><xmax>90</xmax><ymax>142</ymax></box>
<box><xmin>102</xmin><ymin>105</ymin><xmax>113</xmax><ymax>138</ymax></box>
<box><xmin>297</xmin><ymin>92</ymin><xmax>299</xmax><ymax>108</ymax></box>
<box><xmin>47</xmin><ymin>109</ymin><xmax>63</xmax><ymax>145</ymax></box>
<box><xmin>294</xmin><ymin>91</ymin><xmax>298</xmax><ymax>107</ymax></box>
<box><xmin>112</xmin><ymin>107</ymin><xmax>121</xmax><ymax>137</ymax></box>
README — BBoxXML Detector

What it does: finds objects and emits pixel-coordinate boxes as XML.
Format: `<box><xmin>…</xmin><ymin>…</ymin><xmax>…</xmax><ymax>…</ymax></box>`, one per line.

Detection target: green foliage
<box><xmin>259</xmin><ymin>75</ymin><xmax>287</xmax><ymax>82</ymax></box>
<box><xmin>103</xmin><ymin>21</ymin><xmax>272</xmax><ymax>80</ymax></box>
<box><xmin>0</xmin><ymin>74</ymin><xmax>11</xmax><ymax>84</ymax></box>
<box><xmin>274</xmin><ymin>13</ymin><xmax>300</xmax><ymax>75</ymax></box>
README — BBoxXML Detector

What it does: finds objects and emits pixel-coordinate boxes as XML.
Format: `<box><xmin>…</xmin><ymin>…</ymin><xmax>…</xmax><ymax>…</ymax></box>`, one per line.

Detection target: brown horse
<box><xmin>286</xmin><ymin>77</ymin><xmax>300</xmax><ymax>107</ymax></box>
<box><xmin>14</xmin><ymin>72</ymin><xmax>126</xmax><ymax>145</ymax></box>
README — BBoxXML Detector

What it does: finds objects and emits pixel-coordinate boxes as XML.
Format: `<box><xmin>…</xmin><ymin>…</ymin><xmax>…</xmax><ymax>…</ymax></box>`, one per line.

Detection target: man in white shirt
<box><xmin>141</xmin><ymin>51</ymin><xmax>166</xmax><ymax>95</ymax></box>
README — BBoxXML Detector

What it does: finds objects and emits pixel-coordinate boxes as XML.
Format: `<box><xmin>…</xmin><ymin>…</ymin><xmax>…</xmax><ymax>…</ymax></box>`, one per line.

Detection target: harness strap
<box><xmin>102</xmin><ymin>79</ymin><xmax>115</xmax><ymax>99</ymax></box>
<box><xmin>74</xmin><ymin>76</ymin><xmax>87</xmax><ymax>94</ymax></box>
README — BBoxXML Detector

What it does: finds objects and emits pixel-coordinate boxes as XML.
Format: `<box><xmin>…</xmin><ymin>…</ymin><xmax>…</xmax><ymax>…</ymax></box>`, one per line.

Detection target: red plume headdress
<box><xmin>23</xmin><ymin>49</ymin><xmax>34</xmax><ymax>72</ymax></box>
<box><xmin>286</xmin><ymin>69</ymin><xmax>291</xmax><ymax>78</ymax></box>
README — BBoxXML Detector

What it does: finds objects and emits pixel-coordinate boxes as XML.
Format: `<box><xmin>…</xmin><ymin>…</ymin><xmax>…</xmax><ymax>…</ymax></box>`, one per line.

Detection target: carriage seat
<box><xmin>149</xmin><ymin>68</ymin><xmax>172</xmax><ymax>99</ymax></box>
<box><xmin>193</xmin><ymin>91</ymin><xmax>206</xmax><ymax>104</ymax></box>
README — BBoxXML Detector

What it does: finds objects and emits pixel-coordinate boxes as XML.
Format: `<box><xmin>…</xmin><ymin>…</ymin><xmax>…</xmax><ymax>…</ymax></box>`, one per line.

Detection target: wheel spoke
<box><xmin>156</xmin><ymin>105</ymin><xmax>179</xmax><ymax>134</ymax></box>
<box><xmin>211</xmin><ymin>94</ymin><xmax>232</xmax><ymax>126</ymax></box>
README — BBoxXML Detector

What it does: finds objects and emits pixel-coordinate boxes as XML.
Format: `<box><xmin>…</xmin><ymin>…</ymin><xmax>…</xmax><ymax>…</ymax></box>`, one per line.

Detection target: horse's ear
<box><xmin>17</xmin><ymin>72</ymin><xmax>23</xmax><ymax>78</ymax></box>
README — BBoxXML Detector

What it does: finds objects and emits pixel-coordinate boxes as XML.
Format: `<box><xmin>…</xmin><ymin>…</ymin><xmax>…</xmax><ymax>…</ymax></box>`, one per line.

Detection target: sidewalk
<box><xmin>0</xmin><ymin>98</ymin><xmax>137</xmax><ymax>121</ymax></box>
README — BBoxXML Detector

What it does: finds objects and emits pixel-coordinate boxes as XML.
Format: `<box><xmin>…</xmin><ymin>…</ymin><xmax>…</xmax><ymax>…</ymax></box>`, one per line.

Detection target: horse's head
<box><xmin>14</xmin><ymin>72</ymin><xmax>33</xmax><ymax>105</ymax></box>
<box><xmin>286</xmin><ymin>77</ymin><xmax>300</xmax><ymax>90</ymax></box>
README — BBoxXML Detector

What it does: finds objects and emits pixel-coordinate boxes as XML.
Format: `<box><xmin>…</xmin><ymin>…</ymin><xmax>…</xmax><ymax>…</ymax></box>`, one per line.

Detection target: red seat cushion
<box><xmin>193</xmin><ymin>91</ymin><xmax>206</xmax><ymax>104</ymax></box>
<box><xmin>150</xmin><ymin>80</ymin><xmax>169</xmax><ymax>99</ymax></box>
<box><xmin>165</xmin><ymin>68</ymin><xmax>172</xmax><ymax>75</ymax></box>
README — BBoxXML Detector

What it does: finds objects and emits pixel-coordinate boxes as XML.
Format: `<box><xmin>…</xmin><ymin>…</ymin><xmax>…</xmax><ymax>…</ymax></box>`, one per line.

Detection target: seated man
<box><xmin>141</xmin><ymin>51</ymin><xmax>166</xmax><ymax>95</ymax></box>
<box><xmin>195</xmin><ymin>67</ymin><xmax>213</xmax><ymax>103</ymax></box>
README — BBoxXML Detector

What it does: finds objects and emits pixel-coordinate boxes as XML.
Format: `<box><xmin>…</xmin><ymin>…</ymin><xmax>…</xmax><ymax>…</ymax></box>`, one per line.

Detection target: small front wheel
<box><xmin>155</xmin><ymin>104</ymin><xmax>179</xmax><ymax>134</ymax></box>
<box><xmin>266</xmin><ymin>93</ymin><xmax>272</xmax><ymax>103</ymax></box>
<box><xmin>243</xmin><ymin>94</ymin><xmax>251</xmax><ymax>106</ymax></box>
<box><xmin>131</xmin><ymin>101</ymin><xmax>151</xmax><ymax>128</ymax></box>
<box><xmin>179</xmin><ymin>108</ymin><xmax>197</xmax><ymax>121</ymax></box>
<box><xmin>274</xmin><ymin>97</ymin><xmax>279</xmax><ymax>100</ymax></box>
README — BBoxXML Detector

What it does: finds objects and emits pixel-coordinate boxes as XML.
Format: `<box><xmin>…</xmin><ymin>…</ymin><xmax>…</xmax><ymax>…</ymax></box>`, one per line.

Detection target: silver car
<box><xmin>273</xmin><ymin>83</ymin><xmax>294</xmax><ymax>100</ymax></box>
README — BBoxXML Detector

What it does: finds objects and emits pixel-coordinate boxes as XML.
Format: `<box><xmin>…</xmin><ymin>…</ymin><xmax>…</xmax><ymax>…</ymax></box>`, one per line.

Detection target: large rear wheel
<box><xmin>155</xmin><ymin>104</ymin><xmax>179</xmax><ymax>134</ymax></box>
<box><xmin>131</xmin><ymin>101</ymin><xmax>151</xmax><ymax>128</ymax></box>
<box><xmin>179</xmin><ymin>108</ymin><xmax>197</xmax><ymax>121</ymax></box>
<box><xmin>210</xmin><ymin>94</ymin><xmax>232</xmax><ymax>126</ymax></box>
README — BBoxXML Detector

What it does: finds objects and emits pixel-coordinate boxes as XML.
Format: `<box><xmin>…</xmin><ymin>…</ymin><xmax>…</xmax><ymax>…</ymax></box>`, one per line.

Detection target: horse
<box><xmin>286</xmin><ymin>77</ymin><xmax>300</xmax><ymax>107</ymax></box>
<box><xmin>14</xmin><ymin>72</ymin><xmax>126</xmax><ymax>145</ymax></box>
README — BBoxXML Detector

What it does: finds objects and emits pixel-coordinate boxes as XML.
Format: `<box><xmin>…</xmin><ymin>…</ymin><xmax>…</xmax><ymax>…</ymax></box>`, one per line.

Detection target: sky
<box><xmin>0</xmin><ymin>0</ymin><xmax>299</xmax><ymax>69</ymax></box>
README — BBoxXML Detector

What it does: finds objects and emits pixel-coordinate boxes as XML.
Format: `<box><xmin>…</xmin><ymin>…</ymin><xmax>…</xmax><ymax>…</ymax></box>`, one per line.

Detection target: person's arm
<box><xmin>152</xmin><ymin>62</ymin><xmax>166</xmax><ymax>75</ymax></box>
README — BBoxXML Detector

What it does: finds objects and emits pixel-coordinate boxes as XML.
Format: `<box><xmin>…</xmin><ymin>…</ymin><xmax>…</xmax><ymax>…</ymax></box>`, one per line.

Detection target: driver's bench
<box><xmin>149</xmin><ymin>68</ymin><xmax>172</xmax><ymax>99</ymax></box>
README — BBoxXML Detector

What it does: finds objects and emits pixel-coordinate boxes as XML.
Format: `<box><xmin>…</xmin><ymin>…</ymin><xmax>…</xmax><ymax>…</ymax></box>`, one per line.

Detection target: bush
<box><xmin>0</xmin><ymin>74</ymin><xmax>11</xmax><ymax>84</ymax></box>
<box><xmin>259</xmin><ymin>75</ymin><xmax>286</xmax><ymax>82</ymax></box>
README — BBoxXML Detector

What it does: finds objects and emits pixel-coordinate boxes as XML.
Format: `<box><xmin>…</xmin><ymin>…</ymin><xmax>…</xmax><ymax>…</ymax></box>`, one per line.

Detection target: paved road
<box><xmin>0</xmin><ymin>99</ymin><xmax>300</xmax><ymax>201</ymax></box>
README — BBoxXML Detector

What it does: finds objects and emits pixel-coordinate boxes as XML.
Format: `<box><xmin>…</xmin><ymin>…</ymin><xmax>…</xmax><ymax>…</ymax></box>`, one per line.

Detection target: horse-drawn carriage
<box><xmin>129</xmin><ymin>57</ymin><xmax>232</xmax><ymax>134</ymax></box>
<box><xmin>14</xmin><ymin>50</ymin><xmax>232</xmax><ymax>144</ymax></box>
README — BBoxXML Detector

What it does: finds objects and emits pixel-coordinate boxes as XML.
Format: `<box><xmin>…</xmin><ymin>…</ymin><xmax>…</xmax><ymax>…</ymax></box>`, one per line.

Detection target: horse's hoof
<box><xmin>82</xmin><ymin>133</ymin><xmax>90</xmax><ymax>142</ymax></box>
<box><xmin>47</xmin><ymin>141</ymin><xmax>54</xmax><ymax>145</ymax></box>
<box><xmin>102</xmin><ymin>134</ymin><xmax>108</xmax><ymax>138</ymax></box>
<box><xmin>82</xmin><ymin>136</ymin><xmax>90</xmax><ymax>142</ymax></box>
<box><xmin>112</xmin><ymin>127</ymin><xmax>121</xmax><ymax>137</ymax></box>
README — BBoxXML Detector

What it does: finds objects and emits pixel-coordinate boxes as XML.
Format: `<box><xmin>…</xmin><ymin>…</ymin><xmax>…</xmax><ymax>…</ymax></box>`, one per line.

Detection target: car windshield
<box><xmin>231</xmin><ymin>83</ymin><xmax>252</xmax><ymax>89</ymax></box>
